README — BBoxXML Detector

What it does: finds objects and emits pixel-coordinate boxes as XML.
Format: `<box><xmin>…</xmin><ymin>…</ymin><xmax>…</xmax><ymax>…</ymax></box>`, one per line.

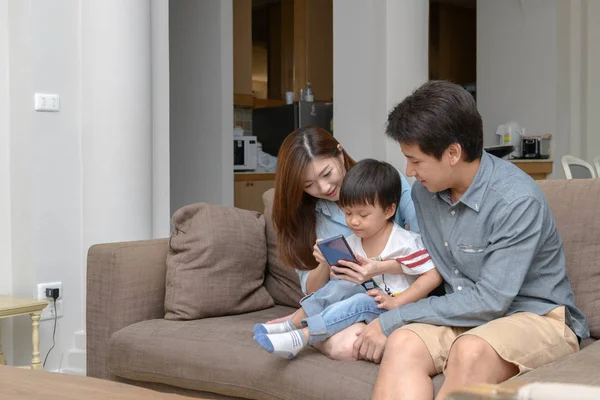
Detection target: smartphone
<box><xmin>316</xmin><ymin>235</ymin><xmax>358</xmax><ymax>274</ymax></box>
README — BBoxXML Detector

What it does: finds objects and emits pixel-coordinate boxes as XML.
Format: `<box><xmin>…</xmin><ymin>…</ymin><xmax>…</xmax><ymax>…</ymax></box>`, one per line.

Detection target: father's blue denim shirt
<box><xmin>379</xmin><ymin>152</ymin><xmax>590</xmax><ymax>340</ymax></box>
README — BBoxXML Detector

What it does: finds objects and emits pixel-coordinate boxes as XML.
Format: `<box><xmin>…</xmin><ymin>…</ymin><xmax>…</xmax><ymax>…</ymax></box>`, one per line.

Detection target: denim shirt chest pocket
<box><xmin>453</xmin><ymin>243</ymin><xmax>488</xmax><ymax>280</ymax></box>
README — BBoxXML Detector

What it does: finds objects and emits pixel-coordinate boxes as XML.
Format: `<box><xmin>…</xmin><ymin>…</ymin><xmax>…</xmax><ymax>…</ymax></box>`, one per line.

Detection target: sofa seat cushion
<box><xmin>108</xmin><ymin>306</ymin><xmax>378</xmax><ymax>400</ymax></box>
<box><xmin>109</xmin><ymin>306</ymin><xmax>446</xmax><ymax>399</ymax></box>
<box><xmin>515</xmin><ymin>340</ymin><xmax>600</xmax><ymax>386</ymax></box>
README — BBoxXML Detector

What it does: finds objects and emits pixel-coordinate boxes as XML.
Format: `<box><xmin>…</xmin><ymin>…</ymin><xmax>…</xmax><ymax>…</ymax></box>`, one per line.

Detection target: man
<box><xmin>352</xmin><ymin>81</ymin><xmax>589</xmax><ymax>400</ymax></box>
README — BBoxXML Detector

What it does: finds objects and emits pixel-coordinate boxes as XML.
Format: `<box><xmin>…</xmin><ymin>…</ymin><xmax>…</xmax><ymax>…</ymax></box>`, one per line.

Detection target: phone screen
<box><xmin>317</xmin><ymin>235</ymin><xmax>358</xmax><ymax>269</ymax></box>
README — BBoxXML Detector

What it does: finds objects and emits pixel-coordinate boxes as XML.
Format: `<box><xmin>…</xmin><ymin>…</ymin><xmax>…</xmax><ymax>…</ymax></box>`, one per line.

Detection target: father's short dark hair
<box><xmin>386</xmin><ymin>80</ymin><xmax>483</xmax><ymax>162</ymax></box>
<box><xmin>339</xmin><ymin>159</ymin><xmax>400</xmax><ymax>222</ymax></box>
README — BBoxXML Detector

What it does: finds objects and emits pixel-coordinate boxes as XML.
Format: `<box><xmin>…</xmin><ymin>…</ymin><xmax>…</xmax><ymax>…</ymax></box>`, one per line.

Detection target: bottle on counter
<box><xmin>304</xmin><ymin>82</ymin><xmax>314</xmax><ymax>102</ymax></box>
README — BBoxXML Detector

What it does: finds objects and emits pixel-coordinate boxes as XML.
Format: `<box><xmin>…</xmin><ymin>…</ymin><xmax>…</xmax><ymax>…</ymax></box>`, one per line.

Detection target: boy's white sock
<box><xmin>254</xmin><ymin>330</ymin><xmax>308</xmax><ymax>359</ymax></box>
<box><xmin>253</xmin><ymin>319</ymin><xmax>296</xmax><ymax>335</ymax></box>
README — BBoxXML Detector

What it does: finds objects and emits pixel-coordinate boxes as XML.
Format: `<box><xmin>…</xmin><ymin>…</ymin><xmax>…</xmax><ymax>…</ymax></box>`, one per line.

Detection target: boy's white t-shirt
<box><xmin>345</xmin><ymin>223</ymin><xmax>435</xmax><ymax>296</ymax></box>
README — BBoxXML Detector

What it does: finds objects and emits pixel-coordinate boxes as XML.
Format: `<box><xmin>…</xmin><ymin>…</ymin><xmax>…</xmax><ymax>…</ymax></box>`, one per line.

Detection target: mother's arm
<box><xmin>397</xmin><ymin>172</ymin><xmax>419</xmax><ymax>233</ymax></box>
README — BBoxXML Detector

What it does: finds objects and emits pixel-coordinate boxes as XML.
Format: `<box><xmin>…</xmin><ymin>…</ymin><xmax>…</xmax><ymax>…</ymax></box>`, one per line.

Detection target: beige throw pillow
<box><xmin>164</xmin><ymin>202</ymin><xmax>274</xmax><ymax>320</ymax></box>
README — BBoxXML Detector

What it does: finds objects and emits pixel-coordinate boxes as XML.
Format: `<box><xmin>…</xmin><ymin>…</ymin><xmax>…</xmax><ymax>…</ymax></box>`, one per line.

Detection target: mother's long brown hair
<box><xmin>273</xmin><ymin>126</ymin><xmax>355</xmax><ymax>271</ymax></box>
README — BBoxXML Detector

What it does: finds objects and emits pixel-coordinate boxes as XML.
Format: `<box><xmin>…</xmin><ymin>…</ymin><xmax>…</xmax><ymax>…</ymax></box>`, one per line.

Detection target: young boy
<box><xmin>253</xmin><ymin>159</ymin><xmax>443</xmax><ymax>359</ymax></box>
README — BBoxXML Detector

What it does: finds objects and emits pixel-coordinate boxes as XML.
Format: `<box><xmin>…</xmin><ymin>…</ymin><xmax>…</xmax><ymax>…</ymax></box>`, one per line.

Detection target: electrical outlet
<box><xmin>36</xmin><ymin>282</ymin><xmax>62</xmax><ymax>301</ymax></box>
<box><xmin>40</xmin><ymin>299</ymin><xmax>63</xmax><ymax>321</ymax></box>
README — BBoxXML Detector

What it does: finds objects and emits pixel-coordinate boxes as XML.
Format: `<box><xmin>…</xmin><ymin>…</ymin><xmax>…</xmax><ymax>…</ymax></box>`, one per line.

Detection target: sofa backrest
<box><xmin>260</xmin><ymin>179</ymin><xmax>600</xmax><ymax>338</ymax></box>
<box><xmin>538</xmin><ymin>179</ymin><xmax>600</xmax><ymax>339</ymax></box>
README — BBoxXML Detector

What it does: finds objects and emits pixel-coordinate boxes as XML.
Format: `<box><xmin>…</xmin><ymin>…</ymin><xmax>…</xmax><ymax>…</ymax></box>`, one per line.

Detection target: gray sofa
<box><xmin>87</xmin><ymin>179</ymin><xmax>600</xmax><ymax>399</ymax></box>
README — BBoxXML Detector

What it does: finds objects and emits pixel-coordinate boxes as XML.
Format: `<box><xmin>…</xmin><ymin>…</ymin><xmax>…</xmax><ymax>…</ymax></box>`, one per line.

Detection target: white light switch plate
<box><xmin>34</xmin><ymin>93</ymin><xmax>60</xmax><ymax>112</ymax></box>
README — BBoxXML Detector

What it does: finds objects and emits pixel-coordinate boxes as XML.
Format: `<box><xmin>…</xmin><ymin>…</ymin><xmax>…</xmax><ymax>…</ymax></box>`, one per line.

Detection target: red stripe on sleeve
<box><xmin>401</xmin><ymin>256</ymin><xmax>431</xmax><ymax>269</ymax></box>
<box><xmin>395</xmin><ymin>249</ymin><xmax>429</xmax><ymax>262</ymax></box>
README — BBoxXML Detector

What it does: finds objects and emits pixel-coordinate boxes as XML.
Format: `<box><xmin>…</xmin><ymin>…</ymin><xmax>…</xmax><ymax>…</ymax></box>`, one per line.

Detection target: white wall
<box><xmin>477</xmin><ymin>0</ymin><xmax>599</xmax><ymax>177</ymax></box>
<box><xmin>333</xmin><ymin>0</ymin><xmax>387</xmax><ymax>162</ymax></box>
<box><xmin>169</xmin><ymin>0</ymin><xmax>233</xmax><ymax>214</ymax></box>
<box><xmin>0</xmin><ymin>0</ymin><xmax>11</xmax><ymax>295</ymax></box>
<box><xmin>81</xmin><ymin>0</ymin><xmax>154</xmax><ymax>331</ymax></box>
<box><xmin>0</xmin><ymin>0</ymin><xmax>14</xmax><ymax>364</ymax></box>
<box><xmin>7</xmin><ymin>0</ymin><xmax>83</xmax><ymax>369</ymax></box>
<box><xmin>151</xmin><ymin>0</ymin><xmax>171</xmax><ymax>237</ymax></box>
<box><xmin>333</xmin><ymin>0</ymin><xmax>428</xmax><ymax>174</ymax></box>
<box><xmin>586</xmin><ymin>0</ymin><xmax>600</xmax><ymax>162</ymax></box>
<box><xmin>1</xmin><ymin>0</ymin><xmax>160</xmax><ymax>372</ymax></box>
<box><xmin>478</xmin><ymin>0</ymin><xmax>559</xmax><ymax>146</ymax></box>
<box><xmin>384</xmin><ymin>0</ymin><xmax>429</xmax><ymax>172</ymax></box>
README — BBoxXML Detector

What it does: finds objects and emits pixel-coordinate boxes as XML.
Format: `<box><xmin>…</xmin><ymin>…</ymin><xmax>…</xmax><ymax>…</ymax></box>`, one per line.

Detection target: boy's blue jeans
<box><xmin>299</xmin><ymin>279</ymin><xmax>384</xmax><ymax>345</ymax></box>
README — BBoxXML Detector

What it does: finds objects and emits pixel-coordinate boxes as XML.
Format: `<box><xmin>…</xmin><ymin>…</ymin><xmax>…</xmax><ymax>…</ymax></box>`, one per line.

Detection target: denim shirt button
<box><xmin>457</xmin><ymin>286</ymin><xmax>463</xmax><ymax>291</ymax></box>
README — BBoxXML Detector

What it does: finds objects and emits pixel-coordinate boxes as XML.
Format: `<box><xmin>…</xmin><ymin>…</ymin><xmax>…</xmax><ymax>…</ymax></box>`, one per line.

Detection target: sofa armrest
<box><xmin>86</xmin><ymin>238</ymin><xmax>169</xmax><ymax>380</ymax></box>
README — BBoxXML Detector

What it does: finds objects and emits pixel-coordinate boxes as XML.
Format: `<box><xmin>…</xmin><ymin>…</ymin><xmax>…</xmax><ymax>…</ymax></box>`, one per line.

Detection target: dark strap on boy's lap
<box><xmin>361</xmin><ymin>279</ymin><xmax>378</xmax><ymax>291</ymax></box>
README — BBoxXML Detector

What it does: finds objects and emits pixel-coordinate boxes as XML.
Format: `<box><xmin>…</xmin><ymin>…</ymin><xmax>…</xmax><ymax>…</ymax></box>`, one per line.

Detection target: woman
<box><xmin>270</xmin><ymin>126</ymin><xmax>419</xmax><ymax>360</ymax></box>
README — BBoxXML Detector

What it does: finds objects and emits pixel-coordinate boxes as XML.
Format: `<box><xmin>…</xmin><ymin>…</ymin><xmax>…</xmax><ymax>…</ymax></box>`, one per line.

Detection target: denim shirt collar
<box><xmin>437</xmin><ymin>151</ymin><xmax>493</xmax><ymax>213</ymax></box>
<box><xmin>315</xmin><ymin>199</ymin><xmax>347</xmax><ymax>224</ymax></box>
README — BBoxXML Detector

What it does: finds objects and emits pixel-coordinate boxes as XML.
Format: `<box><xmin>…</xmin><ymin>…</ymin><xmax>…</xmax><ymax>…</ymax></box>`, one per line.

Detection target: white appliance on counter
<box><xmin>233</xmin><ymin>136</ymin><xmax>258</xmax><ymax>171</ymax></box>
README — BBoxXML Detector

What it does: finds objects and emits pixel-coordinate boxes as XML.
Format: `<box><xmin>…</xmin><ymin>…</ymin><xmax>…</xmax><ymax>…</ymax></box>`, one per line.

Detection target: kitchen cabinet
<box><xmin>234</xmin><ymin>173</ymin><xmax>276</xmax><ymax>213</ymax></box>
<box><xmin>256</xmin><ymin>0</ymin><xmax>332</xmax><ymax>103</ymax></box>
<box><xmin>429</xmin><ymin>1</ymin><xmax>476</xmax><ymax>89</ymax></box>
<box><xmin>233</xmin><ymin>0</ymin><xmax>253</xmax><ymax>97</ymax></box>
<box><xmin>293</xmin><ymin>0</ymin><xmax>333</xmax><ymax>102</ymax></box>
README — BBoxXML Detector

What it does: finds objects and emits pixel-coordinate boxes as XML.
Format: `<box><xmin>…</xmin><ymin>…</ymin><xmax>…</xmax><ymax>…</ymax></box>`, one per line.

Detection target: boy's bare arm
<box><xmin>368</xmin><ymin>269</ymin><xmax>443</xmax><ymax>310</ymax></box>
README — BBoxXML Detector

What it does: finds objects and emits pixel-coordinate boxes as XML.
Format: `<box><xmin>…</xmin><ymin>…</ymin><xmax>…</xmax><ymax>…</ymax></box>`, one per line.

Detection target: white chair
<box><xmin>561</xmin><ymin>155</ymin><xmax>596</xmax><ymax>179</ymax></box>
<box><xmin>594</xmin><ymin>156</ymin><xmax>600</xmax><ymax>177</ymax></box>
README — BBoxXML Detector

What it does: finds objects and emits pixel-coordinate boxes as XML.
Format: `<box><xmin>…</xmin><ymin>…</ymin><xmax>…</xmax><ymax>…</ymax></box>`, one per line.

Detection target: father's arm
<box><xmin>379</xmin><ymin>196</ymin><xmax>545</xmax><ymax>336</ymax></box>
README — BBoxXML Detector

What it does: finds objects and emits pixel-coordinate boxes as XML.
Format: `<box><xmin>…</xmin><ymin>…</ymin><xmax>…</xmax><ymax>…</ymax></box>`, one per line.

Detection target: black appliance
<box><xmin>252</xmin><ymin>101</ymin><xmax>333</xmax><ymax>157</ymax></box>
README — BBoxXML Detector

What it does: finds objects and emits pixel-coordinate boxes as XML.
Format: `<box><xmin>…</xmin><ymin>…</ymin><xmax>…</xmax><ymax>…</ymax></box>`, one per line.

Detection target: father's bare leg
<box><xmin>312</xmin><ymin>323</ymin><xmax>366</xmax><ymax>361</ymax></box>
<box><xmin>436</xmin><ymin>335</ymin><xmax>519</xmax><ymax>400</ymax></box>
<box><xmin>372</xmin><ymin>330</ymin><xmax>437</xmax><ymax>400</ymax></box>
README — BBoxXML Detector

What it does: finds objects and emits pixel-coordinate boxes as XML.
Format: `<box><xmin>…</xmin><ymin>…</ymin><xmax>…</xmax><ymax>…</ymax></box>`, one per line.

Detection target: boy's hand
<box><xmin>334</xmin><ymin>255</ymin><xmax>388</xmax><ymax>283</ymax></box>
<box><xmin>313</xmin><ymin>239</ymin><xmax>327</xmax><ymax>265</ymax></box>
<box><xmin>366</xmin><ymin>289</ymin><xmax>398</xmax><ymax>311</ymax></box>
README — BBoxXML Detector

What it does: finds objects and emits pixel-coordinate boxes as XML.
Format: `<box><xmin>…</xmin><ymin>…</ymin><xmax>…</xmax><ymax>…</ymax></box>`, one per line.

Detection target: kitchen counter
<box><xmin>509</xmin><ymin>158</ymin><xmax>554</xmax><ymax>163</ymax></box>
<box><xmin>234</xmin><ymin>172</ymin><xmax>276</xmax><ymax>181</ymax></box>
<box><xmin>509</xmin><ymin>159</ymin><xmax>553</xmax><ymax>180</ymax></box>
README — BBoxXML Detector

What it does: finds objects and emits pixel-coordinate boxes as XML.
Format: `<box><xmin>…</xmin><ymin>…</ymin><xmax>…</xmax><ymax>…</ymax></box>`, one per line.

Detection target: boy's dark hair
<box><xmin>339</xmin><ymin>159</ymin><xmax>401</xmax><ymax>222</ymax></box>
<box><xmin>386</xmin><ymin>80</ymin><xmax>483</xmax><ymax>162</ymax></box>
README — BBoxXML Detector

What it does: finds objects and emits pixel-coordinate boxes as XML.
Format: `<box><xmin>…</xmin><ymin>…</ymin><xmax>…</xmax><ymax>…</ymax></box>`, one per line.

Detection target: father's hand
<box><xmin>352</xmin><ymin>318</ymin><xmax>387</xmax><ymax>363</ymax></box>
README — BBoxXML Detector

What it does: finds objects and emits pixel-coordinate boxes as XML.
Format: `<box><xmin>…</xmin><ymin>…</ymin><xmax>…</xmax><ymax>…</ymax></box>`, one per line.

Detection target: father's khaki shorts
<box><xmin>400</xmin><ymin>306</ymin><xmax>579</xmax><ymax>375</ymax></box>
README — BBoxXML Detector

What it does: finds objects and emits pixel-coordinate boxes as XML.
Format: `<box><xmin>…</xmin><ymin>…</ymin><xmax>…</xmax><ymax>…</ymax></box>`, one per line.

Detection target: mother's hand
<box><xmin>331</xmin><ymin>254</ymin><xmax>379</xmax><ymax>284</ymax></box>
